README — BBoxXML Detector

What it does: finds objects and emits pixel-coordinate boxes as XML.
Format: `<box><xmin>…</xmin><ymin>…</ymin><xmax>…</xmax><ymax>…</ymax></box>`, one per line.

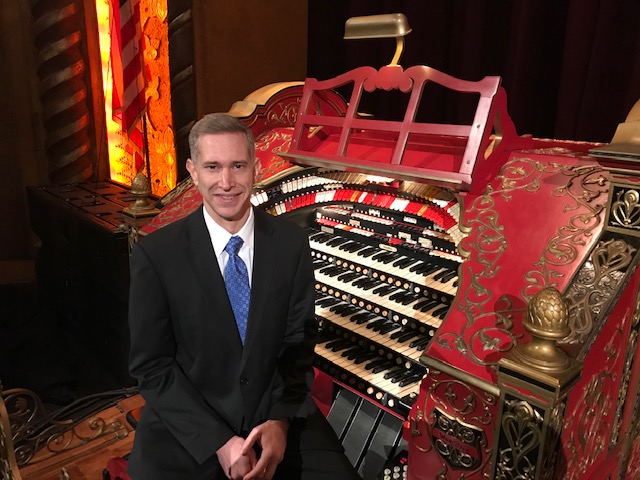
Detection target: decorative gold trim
<box><xmin>561</xmin><ymin>238</ymin><xmax>635</xmax><ymax>349</ymax></box>
<box><xmin>563</xmin><ymin>328</ymin><xmax>623</xmax><ymax>479</ymax></box>
<box><xmin>612</xmin><ymin>189</ymin><xmax>640</xmax><ymax>228</ymax></box>
<box><xmin>421</xmin><ymin>357</ymin><xmax>500</xmax><ymax>397</ymax></box>
<box><xmin>411</xmin><ymin>369</ymin><xmax>497</xmax><ymax>478</ymax></box>
<box><xmin>431</xmin><ymin>407</ymin><xmax>486</xmax><ymax>471</ymax></box>
<box><xmin>494</xmin><ymin>398</ymin><xmax>544</xmax><ymax>479</ymax></box>
<box><xmin>605</xmin><ymin>178</ymin><xmax>640</xmax><ymax>238</ymax></box>
<box><xmin>3</xmin><ymin>388</ymin><xmax>129</xmax><ymax>467</ymax></box>
<box><xmin>227</xmin><ymin>82</ymin><xmax>305</xmax><ymax>119</ymax></box>
<box><xmin>522</xmin><ymin>164</ymin><xmax>608</xmax><ymax>302</ymax></box>
<box><xmin>1</xmin><ymin>387</ymin><xmax>22</xmax><ymax>480</ymax></box>
<box><xmin>436</xmin><ymin>157</ymin><xmax>554</xmax><ymax>367</ymax></box>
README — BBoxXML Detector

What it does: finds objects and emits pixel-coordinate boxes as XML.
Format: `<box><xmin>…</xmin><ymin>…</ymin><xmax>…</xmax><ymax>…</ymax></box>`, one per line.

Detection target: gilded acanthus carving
<box><xmin>494</xmin><ymin>399</ymin><xmax>544</xmax><ymax>480</ymax></box>
<box><xmin>522</xmin><ymin>165</ymin><xmax>608</xmax><ymax>302</ymax></box>
<box><xmin>436</xmin><ymin>160</ymin><xmax>607</xmax><ymax>368</ymax></box>
<box><xmin>561</xmin><ymin>238</ymin><xmax>634</xmax><ymax>348</ymax></box>
<box><xmin>613</xmin><ymin>284</ymin><xmax>640</xmax><ymax>447</ymax></box>
<box><xmin>611</xmin><ymin>188</ymin><xmax>640</xmax><ymax>230</ymax></box>
<box><xmin>563</xmin><ymin>330</ymin><xmax>622</xmax><ymax>480</ymax></box>
<box><xmin>437</xmin><ymin>157</ymin><xmax>552</xmax><ymax>367</ymax></box>
<box><xmin>266</xmin><ymin>101</ymin><xmax>301</xmax><ymax>126</ymax></box>
<box><xmin>410</xmin><ymin>370</ymin><xmax>496</xmax><ymax>477</ymax></box>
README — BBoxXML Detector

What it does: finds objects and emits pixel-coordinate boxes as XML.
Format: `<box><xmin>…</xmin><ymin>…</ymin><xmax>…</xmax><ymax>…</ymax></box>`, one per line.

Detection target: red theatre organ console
<box><xmin>140</xmin><ymin>66</ymin><xmax>640</xmax><ymax>479</ymax></box>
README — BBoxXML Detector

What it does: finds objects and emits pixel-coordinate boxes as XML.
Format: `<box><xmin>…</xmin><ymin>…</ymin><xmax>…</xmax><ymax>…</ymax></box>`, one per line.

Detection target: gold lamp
<box><xmin>344</xmin><ymin>13</ymin><xmax>412</xmax><ymax>66</ymax></box>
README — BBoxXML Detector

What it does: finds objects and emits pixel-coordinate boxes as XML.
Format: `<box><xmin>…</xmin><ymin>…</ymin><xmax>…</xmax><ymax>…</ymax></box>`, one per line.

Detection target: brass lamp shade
<box><xmin>344</xmin><ymin>13</ymin><xmax>412</xmax><ymax>66</ymax></box>
<box><xmin>343</xmin><ymin>13</ymin><xmax>412</xmax><ymax>40</ymax></box>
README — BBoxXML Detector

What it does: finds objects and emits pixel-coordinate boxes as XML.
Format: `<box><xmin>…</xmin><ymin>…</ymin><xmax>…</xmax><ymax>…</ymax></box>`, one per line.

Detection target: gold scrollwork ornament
<box><xmin>612</xmin><ymin>189</ymin><xmax>640</xmax><ymax>229</ymax></box>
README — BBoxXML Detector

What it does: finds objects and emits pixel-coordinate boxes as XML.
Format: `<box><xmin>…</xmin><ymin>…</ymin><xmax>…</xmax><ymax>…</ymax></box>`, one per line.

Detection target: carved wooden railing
<box><xmin>0</xmin><ymin>384</ymin><xmax>137</xmax><ymax>478</ymax></box>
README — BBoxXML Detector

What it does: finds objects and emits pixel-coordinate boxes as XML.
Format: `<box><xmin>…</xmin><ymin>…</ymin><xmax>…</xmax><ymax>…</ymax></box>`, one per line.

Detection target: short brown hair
<box><xmin>188</xmin><ymin>113</ymin><xmax>255</xmax><ymax>163</ymax></box>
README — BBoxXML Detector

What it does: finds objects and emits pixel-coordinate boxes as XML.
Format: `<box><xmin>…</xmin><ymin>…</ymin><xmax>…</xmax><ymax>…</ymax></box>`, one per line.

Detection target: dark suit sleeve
<box><xmin>128</xmin><ymin>242</ymin><xmax>235</xmax><ymax>464</ymax></box>
<box><xmin>268</xmin><ymin>232</ymin><xmax>318</xmax><ymax>420</ymax></box>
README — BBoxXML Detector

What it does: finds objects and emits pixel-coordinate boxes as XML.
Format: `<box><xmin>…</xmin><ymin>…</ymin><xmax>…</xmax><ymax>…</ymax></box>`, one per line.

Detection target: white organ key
<box><xmin>315</xmin><ymin>270</ymin><xmax>444</xmax><ymax>329</ymax></box>
<box><xmin>315</xmin><ymin>304</ymin><xmax>423</xmax><ymax>362</ymax></box>
<box><xmin>310</xmin><ymin>236</ymin><xmax>458</xmax><ymax>297</ymax></box>
<box><xmin>315</xmin><ymin>342</ymin><xmax>421</xmax><ymax>401</ymax></box>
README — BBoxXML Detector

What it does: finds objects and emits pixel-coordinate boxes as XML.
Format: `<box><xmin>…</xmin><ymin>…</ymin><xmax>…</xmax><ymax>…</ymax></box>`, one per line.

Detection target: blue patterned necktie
<box><xmin>224</xmin><ymin>236</ymin><xmax>250</xmax><ymax>343</ymax></box>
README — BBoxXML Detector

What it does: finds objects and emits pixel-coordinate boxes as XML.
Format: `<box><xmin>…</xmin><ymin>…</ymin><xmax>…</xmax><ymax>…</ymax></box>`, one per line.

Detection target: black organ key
<box><xmin>317</xmin><ymin>296</ymin><xmax>341</xmax><ymax>307</ymax></box>
<box><xmin>399</xmin><ymin>373</ymin><xmax>423</xmax><ymax>387</ymax></box>
<box><xmin>326</xmin><ymin>237</ymin><xmax>350</xmax><ymax>247</ymax></box>
<box><xmin>372</xmin><ymin>361</ymin><xmax>396</xmax><ymax>374</ymax></box>
<box><xmin>390</xmin><ymin>328</ymin><xmax>410</xmax><ymax>340</ymax></box>
<box><xmin>353</xmin><ymin>278</ymin><xmax>378</xmax><ymax>289</ymax></box>
<box><xmin>342</xmin><ymin>346</ymin><xmax>366</xmax><ymax>359</ymax></box>
<box><xmin>413</xmin><ymin>298</ymin><xmax>439</xmax><ymax>310</ymax></box>
<box><xmin>372</xmin><ymin>285</ymin><xmax>396</xmax><ymax>296</ymax></box>
<box><xmin>343</xmin><ymin>242</ymin><xmax>364</xmax><ymax>253</ymax></box>
<box><xmin>396</xmin><ymin>330</ymin><xmax>420</xmax><ymax>343</ymax></box>
<box><xmin>358</xmin><ymin>247</ymin><xmax>378</xmax><ymax>258</ymax></box>
<box><xmin>440</xmin><ymin>270</ymin><xmax>458</xmax><ymax>282</ymax></box>
<box><xmin>326</xmin><ymin>338</ymin><xmax>353</xmax><ymax>351</ymax></box>
<box><xmin>371</xmin><ymin>250</ymin><xmax>391</xmax><ymax>261</ymax></box>
<box><xmin>350</xmin><ymin>312</ymin><xmax>375</xmax><ymax>324</ymax></box>
<box><xmin>377</xmin><ymin>322</ymin><xmax>400</xmax><ymax>334</ymax></box>
<box><xmin>433</xmin><ymin>268</ymin><xmax>453</xmax><ymax>281</ymax></box>
<box><xmin>432</xmin><ymin>305</ymin><xmax>450</xmax><ymax>318</ymax></box>
<box><xmin>353</xmin><ymin>350</ymin><xmax>378</xmax><ymax>364</ymax></box>
<box><xmin>365</xmin><ymin>357</ymin><xmax>390</xmax><ymax>371</ymax></box>
<box><xmin>409</xmin><ymin>336</ymin><xmax>431</xmax><ymax>349</ymax></box>
<box><xmin>392</xmin><ymin>257</ymin><xmax>415</xmax><ymax>268</ymax></box>
<box><xmin>338</xmin><ymin>241</ymin><xmax>354</xmax><ymax>251</ymax></box>
<box><xmin>330</xmin><ymin>304</ymin><xmax>358</xmax><ymax>315</ymax></box>
<box><xmin>338</xmin><ymin>271</ymin><xmax>361</xmax><ymax>282</ymax></box>
<box><xmin>340</xmin><ymin>345</ymin><xmax>365</xmax><ymax>359</ymax></box>
<box><xmin>371</xmin><ymin>321</ymin><xmax>395</xmax><ymax>333</ymax></box>
<box><xmin>419</xmin><ymin>300</ymin><xmax>442</xmax><ymax>313</ymax></box>
<box><xmin>383</xmin><ymin>366</ymin><xmax>406</xmax><ymax>380</ymax></box>
<box><xmin>366</xmin><ymin>318</ymin><xmax>388</xmax><ymax>330</ymax></box>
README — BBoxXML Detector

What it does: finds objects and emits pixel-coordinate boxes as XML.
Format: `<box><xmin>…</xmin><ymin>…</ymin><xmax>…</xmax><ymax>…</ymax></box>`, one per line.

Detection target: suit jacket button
<box><xmin>240</xmin><ymin>377</ymin><xmax>249</xmax><ymax>385</ymax></box>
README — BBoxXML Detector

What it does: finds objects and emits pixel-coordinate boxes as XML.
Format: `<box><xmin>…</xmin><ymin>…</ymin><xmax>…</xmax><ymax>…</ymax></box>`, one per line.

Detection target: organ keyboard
<box><xmin>250</xmin><ymin>169</ymin><xmax>463</xmax><ymax>417</ymax></box>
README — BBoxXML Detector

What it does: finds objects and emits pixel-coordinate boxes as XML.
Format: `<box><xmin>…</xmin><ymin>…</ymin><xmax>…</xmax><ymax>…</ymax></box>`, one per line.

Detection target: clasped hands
<box><xmin>217</xmin><ymin>419</ymin><xmax>289</xmax><ymax>480</ymax></box>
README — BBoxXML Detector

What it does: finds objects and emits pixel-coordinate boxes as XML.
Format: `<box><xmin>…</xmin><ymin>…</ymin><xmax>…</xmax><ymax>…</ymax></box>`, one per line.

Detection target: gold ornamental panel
<box><xmin>605</xmin><ymin>178</ymin><xmax>640</xmax><ymax>238</ymax></box>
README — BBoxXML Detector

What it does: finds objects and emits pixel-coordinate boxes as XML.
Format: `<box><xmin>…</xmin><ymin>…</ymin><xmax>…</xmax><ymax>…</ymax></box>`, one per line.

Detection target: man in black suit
<box><xmin>127</xmin><ymin>113</ymin><xmax>360</xmax><ymax>480</ymax></box>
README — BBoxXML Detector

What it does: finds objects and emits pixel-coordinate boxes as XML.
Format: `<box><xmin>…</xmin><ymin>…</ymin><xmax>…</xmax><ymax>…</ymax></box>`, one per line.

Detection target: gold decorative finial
<box><xmin>511</xmin><ymin>287</ymin><xmax>572</xmax><ymax>373</ymax></box>
<box><xmin>122</xmin><ymin>173</ymin><xmax>160</xmax><ymax>248</ymax></box>
<box><xmin>129</xmin><ymin>172</ymin><xmax>154</xmax><ymax>212</ymax></box>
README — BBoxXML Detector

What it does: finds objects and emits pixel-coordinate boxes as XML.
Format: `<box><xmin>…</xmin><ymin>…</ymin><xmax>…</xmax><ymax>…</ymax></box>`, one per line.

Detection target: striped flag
<box><xmin>110</xmin><ymin>0</ymin><xmax>147</xmax><ymax>171</ymax></box>
<box><xmin>119</xmin><ymin>0</ymin><xmax>146</xmax><ymax>134</ymax></box>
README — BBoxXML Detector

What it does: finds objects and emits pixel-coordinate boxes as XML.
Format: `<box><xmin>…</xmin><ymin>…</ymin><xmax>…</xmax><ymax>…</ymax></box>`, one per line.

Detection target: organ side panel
<box><xmin>406</xmin><ymin>149</ymin><xmax>609</xmax><ymax>479</ymax></box>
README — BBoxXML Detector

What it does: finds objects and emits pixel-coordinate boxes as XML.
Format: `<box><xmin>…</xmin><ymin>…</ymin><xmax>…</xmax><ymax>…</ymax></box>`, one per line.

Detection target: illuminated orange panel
<box><xmin>95</xmin><ymin>0</ymin><xmax>176</xmax><ymax>196</ymax></box>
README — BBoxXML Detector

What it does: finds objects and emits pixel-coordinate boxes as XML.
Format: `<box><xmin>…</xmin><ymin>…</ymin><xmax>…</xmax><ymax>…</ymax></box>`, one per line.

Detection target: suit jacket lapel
<box><xmin>242</xmin><ymin>209</ymin><xmax>276</xmax><ymax>364</ymax></box>
<box><xmin>185</xmin><ymin>207</ymin><xmax>243</xmax><ymax>348</ymax></box>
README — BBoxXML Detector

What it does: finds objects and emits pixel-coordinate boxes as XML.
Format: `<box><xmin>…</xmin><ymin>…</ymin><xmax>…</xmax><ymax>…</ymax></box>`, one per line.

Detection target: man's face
<box><xmin>186</xmin><ymin>132</ymin><xmax>259</xmax><ymax>233</ymax></box>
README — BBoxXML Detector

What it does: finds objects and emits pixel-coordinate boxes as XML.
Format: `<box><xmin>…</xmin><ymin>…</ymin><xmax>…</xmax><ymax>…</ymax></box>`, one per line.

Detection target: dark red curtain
<box><xmin>308</xmin><ymin>0</ymin><xmax>640</xmax><ymax>143</ymax></box>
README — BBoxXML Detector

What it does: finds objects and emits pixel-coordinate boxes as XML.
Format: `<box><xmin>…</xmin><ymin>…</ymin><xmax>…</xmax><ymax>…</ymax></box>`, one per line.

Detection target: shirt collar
<box><xmin>202</xmin><ymin>206</ymin><xmax>255</xmax><ymax>258</ymax></box>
